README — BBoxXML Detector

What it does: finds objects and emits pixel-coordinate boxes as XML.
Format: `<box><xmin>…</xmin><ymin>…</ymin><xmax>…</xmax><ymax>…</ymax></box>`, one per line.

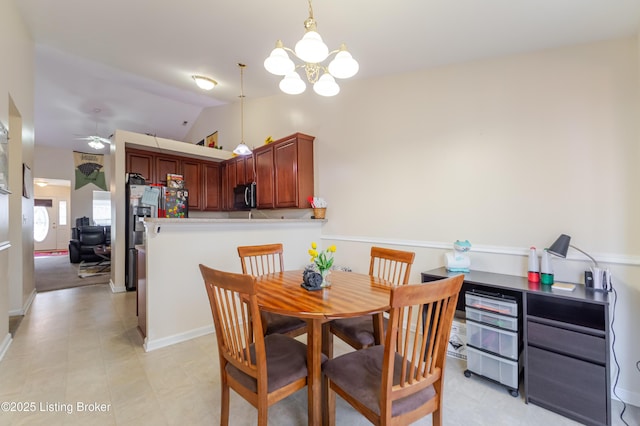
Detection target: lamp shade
<box><xmin>192</xmin><ymin>75</ymin><xmax>217</xmax><ymax>90</ymax></box>
<box><xmin>327</xmin><ymin>47</ymin><xmax>359</xmax><ymax>79</ymax></box>
<box><xmin>548</xmin><ymin>234</ymin><xmax>571</xmax><ymax>258</ymax></box>
<box><xmin>279</xmin><ymin>72</ymin><xmax>306</xmax><ymax>95</ymax></box>
<box><xmin>294</xmin><ymin>31</ymin><xmax>329</xmax><ymax>63</ymax></box>
<box><xmin>264</xmin><ymin>45</ymin><xmax>295</xmax><ymax>76</ymax></box>
<box><xmin>233</xmin><ymin>143</ymin><xmax>252</xmax><ymax>156</ymax></box>
<box><xmin>313</xmin><ymin>73</ymin><xmax>340</xmax><ymax>97</ymax></box>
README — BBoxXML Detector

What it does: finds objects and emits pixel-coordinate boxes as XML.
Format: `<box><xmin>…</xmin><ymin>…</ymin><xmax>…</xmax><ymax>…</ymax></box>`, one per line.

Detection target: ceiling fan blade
<box><xmin>74</xmin><ymin>136</ymin><xmax>111</xmax><ymax>144</ymax></box>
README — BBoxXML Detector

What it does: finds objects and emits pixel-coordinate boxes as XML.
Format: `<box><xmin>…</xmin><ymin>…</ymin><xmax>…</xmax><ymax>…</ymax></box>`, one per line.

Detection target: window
<box><xmin>93</xmin><ymin>191</ymin><xmax>111</xmax><ymax>226</ymax></box>
<box><xmin>59</xmin><ymin>200</ymin><xmax>67</xmax><ymax>226</ymax></box>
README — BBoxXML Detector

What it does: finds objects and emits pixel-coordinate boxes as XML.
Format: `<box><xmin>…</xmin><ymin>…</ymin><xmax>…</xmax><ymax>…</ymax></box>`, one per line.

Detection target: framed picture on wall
<box><xmin>205</xmin><ymin>131</ymin><xmax>218</xmax><ymax>148</ymax></box>
<box><xmin>22</xmin><ymin>164</ymin><xmax>32</xmax><ymax>199</ymax></box>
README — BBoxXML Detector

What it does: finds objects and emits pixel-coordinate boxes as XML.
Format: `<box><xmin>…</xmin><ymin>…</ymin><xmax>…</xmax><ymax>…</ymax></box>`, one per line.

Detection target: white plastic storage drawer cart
<box><xmin>464</xmin><ymin>290</ymin><xmax>521</xmax><ymax>397</ymax></box>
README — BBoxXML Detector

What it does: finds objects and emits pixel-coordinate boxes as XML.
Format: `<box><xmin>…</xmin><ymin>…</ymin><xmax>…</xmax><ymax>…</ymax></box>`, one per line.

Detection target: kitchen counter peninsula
<box><xmin>137</xmin><ymin>217</ymin><xmax>325</xmax><ymax>352</ymax></box>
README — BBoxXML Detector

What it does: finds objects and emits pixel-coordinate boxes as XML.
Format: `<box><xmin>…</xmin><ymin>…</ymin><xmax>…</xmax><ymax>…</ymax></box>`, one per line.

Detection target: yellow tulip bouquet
<box><xmin>308</xmin><ymin>242</ymin><xmax>336</xmax><ymax>287</ymax></box>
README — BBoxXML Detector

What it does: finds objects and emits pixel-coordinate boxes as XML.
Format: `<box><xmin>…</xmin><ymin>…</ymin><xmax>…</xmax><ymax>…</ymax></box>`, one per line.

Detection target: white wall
<box><xmin>0</xmin><ymin>0</ymin><xmax>35</xmax><ymax>356</ymax></box>
<box><xmin>187</xmin><ymin>37</ymin><xmax>640</xmax><ymax>404</ymax></box>
<box><xmin>34</xmin><ymin>145</ymin><xmax>111</xmax><ymax>225</ymax></box>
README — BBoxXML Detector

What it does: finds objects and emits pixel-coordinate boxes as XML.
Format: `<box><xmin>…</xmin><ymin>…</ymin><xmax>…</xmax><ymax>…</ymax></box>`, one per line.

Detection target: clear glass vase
<box><xmin>320</xmin><ymin>269</ymin><xmax>331</xmax><ymax>288</ymax></box>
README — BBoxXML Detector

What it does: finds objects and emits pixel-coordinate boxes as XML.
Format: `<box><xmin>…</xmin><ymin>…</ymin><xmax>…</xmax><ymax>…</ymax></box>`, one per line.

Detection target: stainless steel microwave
<box><xmin>233</xmin><ymin>182</ymin><xmax>257</xmax><ymax>210</ymax></box>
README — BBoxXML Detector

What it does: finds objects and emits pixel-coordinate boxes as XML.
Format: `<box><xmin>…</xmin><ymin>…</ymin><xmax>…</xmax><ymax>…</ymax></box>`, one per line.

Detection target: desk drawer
<box><xmin>467</xmin><ymin>346</ymin><xmax>519</xmax><ymax>389</ymax></box>
<box><xmin>527</xmin><ymin>320</ymin><xmax>606</xmax><ymax>364</ymax></box>
<box><xmin>465</xmin><ymin>293</ymin><xmax>517</xmax><ymax>317</ymax></box>
<box><xmin>467</xmin><ymin>320</ymin><xmax>518</xmax><ymax>360</ymax></box>
<box><xmin>527</xmin><ymin>345</ymin><xmax>607</xmax><ymax>425</ymax></box>
<box><xmin>466</xmin><ymin>307</ymin><xmax>518</xmax><ymax>331</ymax></box>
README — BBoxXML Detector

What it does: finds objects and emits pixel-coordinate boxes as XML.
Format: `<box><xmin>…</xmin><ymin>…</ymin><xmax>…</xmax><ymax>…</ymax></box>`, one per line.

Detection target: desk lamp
<box><xmin>548</xmin><ymin>233</ymin><xmax>607</xmax><ymax>290</ymax></box>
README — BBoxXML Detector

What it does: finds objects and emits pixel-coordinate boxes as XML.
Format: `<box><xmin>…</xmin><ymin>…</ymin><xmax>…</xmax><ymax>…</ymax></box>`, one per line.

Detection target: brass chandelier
<box><xmin>264</xmin><ymin>0</ymin><xmax>359</xmax><ymax>96</ymax></box>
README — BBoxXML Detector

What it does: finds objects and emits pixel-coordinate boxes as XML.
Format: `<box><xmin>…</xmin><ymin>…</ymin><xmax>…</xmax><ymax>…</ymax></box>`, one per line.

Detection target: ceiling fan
<box><xmin>76</xmin><ymin>107</ymin><xmax>112</xmax><ymax>150</ymax></box>
<box><xmin>76</xmin><ymin>134</ymin><xmax>112</xmax><ymax>150</ymax></box>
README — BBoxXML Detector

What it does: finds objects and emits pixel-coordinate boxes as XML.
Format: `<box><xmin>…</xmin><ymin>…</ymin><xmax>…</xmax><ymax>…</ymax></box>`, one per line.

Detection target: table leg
<box><xmin>307</xmin><ymin>319</ymin><xmax>322</xmax><ymax>426</ymax></box>
<box><xmin>372</xmin><ymin>312</ymin><xmax>384</xmax><ymax>345</ymax></box>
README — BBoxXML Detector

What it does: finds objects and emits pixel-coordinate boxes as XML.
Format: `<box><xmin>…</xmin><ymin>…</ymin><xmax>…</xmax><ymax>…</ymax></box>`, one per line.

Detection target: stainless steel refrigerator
<box><xmin>125</xmin><ymin>184</ymin><xmax>161</xmax><ymax>291</ymax></box>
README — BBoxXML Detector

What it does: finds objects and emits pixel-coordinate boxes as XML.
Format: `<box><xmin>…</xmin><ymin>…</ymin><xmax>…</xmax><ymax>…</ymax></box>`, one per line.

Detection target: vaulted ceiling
<box><xmin>15</xmin><ymin>0</ymin><xmax>640</xmax><ymax>153</ymax></box>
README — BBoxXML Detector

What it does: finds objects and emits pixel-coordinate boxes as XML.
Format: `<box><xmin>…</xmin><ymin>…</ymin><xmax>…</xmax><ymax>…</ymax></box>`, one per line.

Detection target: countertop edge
<box><xmin>144</xmin><ymin>218</ymin><xmax>326</xmax><ymax>224</ymax></box>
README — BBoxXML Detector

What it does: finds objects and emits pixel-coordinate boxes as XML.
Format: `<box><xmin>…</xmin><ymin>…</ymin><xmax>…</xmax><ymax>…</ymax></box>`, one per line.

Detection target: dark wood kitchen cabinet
<box><xmin>255</xmin><ymin>147</ymin><xmax>275</xmax><ymax>209</ymax></box>
<box><xmin>125</xmin><ymin>148</ymin><xmax>179</xmax><ymax>185</ymax></box>
<box><xmin>126</xmin><ymin>150</ymin><xmax>153</xmax><ymax>182</ymax></box>
<box><xmin>126</xmin><ymin>148</ymin><xmax>223</xmax><ymax>211</ymax></box>
<box><xmin>181</xmin><ymin>160</ymin><xmax>202</xmax><ymax>210</ymax></box>
<box><xmin>253</xmin><ymin>132</ymin><xmax>314</xmax><ymax>209</ymax></box>
<box><xmin>155</xmin><ymin>155</ymin><xmax>180</xmax><ymax>185</ymax></box>
<box><xmin>202</xmin><ymin>162</ymin><xmax>221</xmax><ymax>210</ymax></box>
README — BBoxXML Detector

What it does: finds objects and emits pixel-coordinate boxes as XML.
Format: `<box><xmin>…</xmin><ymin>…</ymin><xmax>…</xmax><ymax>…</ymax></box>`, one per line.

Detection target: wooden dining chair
<box><xmin>237</xmin><ymin>243</ymin><xmax>307</xmax><ymax>338</ymax></box>
<box><xmin>329</xmin><ymin>246</ymin><xmax>415</xmax><ymax>349</ymax></box>
<box><xmin>199</xmin><ymin>265</ymin><xmax>310</xmax><ymax>426</ymax></box>
<box><xmin>322</xmin><ymin>274</ymin><xmax>464</xmax><ymax>426</ymax></box>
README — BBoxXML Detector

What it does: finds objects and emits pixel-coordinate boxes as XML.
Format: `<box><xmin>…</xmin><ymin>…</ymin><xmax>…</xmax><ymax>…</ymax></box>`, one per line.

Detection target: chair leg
<box><xmin>432</xmin><ymin>408</ymin><xmax>442</xmax><ymax>426</ymax></box>
<box><xmin>220</xmin><ymin>382</ymin><xmax>230</xmax><ymax>426</ymax></box>
<box><xmin>257</xmin><ymin>404</ymin><xmax>268</xmax><ymax>426</ymax></box>
<box><xmin>323</xmin><ymin>374</ymin><xmax>336</xmax><ymax>426</ymax></box>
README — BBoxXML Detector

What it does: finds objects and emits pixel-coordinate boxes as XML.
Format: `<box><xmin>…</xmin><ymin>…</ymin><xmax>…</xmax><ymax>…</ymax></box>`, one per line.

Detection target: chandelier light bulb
<box><xmin>264</xmin><ymin>42</ymin><xmax>295</xmax><ymax>76</ymax></box>
<box><xmin>313</xmin><ymin>73</ymin><xmax>340</xmax><ymax>97</ymax></box>
<box><xmin>327</xmin><ymin>47</ymin><xmax>359</xmax><ymax>79</ymax></box>
<box><xmin>280</xmin><ymin>72</ymin><xmax>307</xmax><ymax>95</ymax></box>
<box><xmin>294</xmin><ymin>31</ymin><xmax>329</xmax><ymax>63</ymax></box>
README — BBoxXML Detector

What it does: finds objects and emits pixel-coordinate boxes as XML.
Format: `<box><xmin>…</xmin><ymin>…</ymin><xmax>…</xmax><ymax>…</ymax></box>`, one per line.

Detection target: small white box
<box><xmin>447</xmin><ymin>319</ymin><xmax>467</xmax><ymax>360</ymax></box>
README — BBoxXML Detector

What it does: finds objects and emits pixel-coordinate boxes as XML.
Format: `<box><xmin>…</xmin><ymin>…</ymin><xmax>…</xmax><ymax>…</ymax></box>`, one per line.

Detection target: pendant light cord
<box><xmin>239</xmin><ymin>63</ymin><xmax>246</xmax><ymax>145</ymax></box>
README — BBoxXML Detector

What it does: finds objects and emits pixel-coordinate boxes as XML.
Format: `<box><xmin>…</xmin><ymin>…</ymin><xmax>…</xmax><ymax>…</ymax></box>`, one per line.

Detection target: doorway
<box><xmin>33</xmin><ymin>180</ymin><xmax>71</xmax><ymax>252</ymax></box>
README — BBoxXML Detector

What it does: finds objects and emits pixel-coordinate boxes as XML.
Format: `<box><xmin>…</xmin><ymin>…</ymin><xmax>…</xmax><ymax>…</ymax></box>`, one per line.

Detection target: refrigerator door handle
<box><xmin>244</xmin><ymin>187</ymin><xmax>249</xmax><ymax>205</ymax></box>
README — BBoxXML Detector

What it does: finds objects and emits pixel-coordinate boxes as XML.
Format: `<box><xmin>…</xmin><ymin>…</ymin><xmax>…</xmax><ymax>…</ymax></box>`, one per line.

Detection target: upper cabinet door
<box><xmin>155</xmin><ymin>156</ymin><xmax>180</xmax><ymax>185</ymax></box>
<box><xmin>203</xmin><ymin>162</ymin><xmax>221</xmax><ymax>211</ymax></box>
<box><xmin>255</xmin><ymin>147</ymin><xmax>275</xmax><ymax>209</ymax></box>
<box><xmin>126</xmin><ymin>151</ymin><xmax>153</xmax><ymax>182</ymax></box>
<box><xmin>273</xmin><ymin>139</ymin><xmax>298</xmax><ymax>208</ymax></box>
<box><xmin>181</xmin><ymin>160</ymin><xmax>202</xmax><ymax>210</ymax></box>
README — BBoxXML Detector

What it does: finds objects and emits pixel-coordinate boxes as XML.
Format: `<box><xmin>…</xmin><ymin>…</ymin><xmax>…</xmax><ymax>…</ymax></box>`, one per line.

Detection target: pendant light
<box><xmin>233</xmin><ymin>63</ymin><xmax>252</xmax><ymax>155</ymax></box>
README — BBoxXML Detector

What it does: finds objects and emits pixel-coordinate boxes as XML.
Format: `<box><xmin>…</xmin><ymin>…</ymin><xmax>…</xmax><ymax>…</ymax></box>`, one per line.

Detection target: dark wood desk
<box><xmin>422</xmin><ymin>267</ymin><xmax>610</xmax><ymax>426</ymax></box>
<box><xmin>255</xmin><ymin>270</ymin><xmax>392</xmax><ymax>426</ymax></box>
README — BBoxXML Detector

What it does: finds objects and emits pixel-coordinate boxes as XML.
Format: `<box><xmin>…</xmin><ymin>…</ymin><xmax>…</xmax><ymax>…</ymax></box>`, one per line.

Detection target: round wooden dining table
<box><xmin>255</xmin><ymin>270</ymin><xmax>392</xmax><ymax>426</ymax></box>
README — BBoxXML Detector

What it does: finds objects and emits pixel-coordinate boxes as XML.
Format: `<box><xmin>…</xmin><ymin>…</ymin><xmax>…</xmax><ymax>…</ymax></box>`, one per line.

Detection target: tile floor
<box><xmin>0</xmin><ymin>284</ymin><xmax>637</xmax><ymax>425</ymax></box>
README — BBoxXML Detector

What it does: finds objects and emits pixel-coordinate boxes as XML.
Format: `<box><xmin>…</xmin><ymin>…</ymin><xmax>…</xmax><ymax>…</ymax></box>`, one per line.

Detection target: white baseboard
<box><xmin>143</xmin><ymin>325</ymin><xmax>214</xmax><ymax>352</ymax></box>
<box><xmin>109</xmin><ymin>279</ymin><xmax>126</xmax><ymax>293</ymax></box>
<box><xmin>0</xmin><ymin>333</ymin><xmax>12</xmax><ymax>362</ymax></box>
<box><xmin>8</xmin><ymin>289</ymin><xmax>35</xmax><ymax>317</ymax></box>
<box><xmin>613</xmin><ymin>386</ymin><xmax>640</xmax><ymax>409</ymax></box>
<box><xmin>22</xmin><ymin>289</ymin><xmax>36</xmax><ymax>315</ymax></box>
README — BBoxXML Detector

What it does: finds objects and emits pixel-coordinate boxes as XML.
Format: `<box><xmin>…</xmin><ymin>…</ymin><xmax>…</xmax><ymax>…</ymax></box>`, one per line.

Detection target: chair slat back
<box><xmin>238</xmin><ymin>244</ymin><xmax>284</xmax><ymax>276</ymax></box>
<box><xmin>369</xmin><ymin>247</ymin><xmax>415</xmax><ymax>286</ymax></box>
<box><xmin>381</xmin><ymin>275</ymin><xmax>464</xmax><ymax>412</ymax></box>
<box><xmin>199</xmin><ymin>265</ymin><xmax>266</xmax><ymax>379</ymax></box>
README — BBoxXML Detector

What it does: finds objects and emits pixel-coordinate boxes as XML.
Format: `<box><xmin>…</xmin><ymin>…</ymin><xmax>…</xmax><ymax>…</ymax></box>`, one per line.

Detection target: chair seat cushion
<box><xmin>330</xmin><ymin>316</ymin><xmax>388</xmax><ymax>347</ymax></box>
<box><xmin>226</xmin><ymin>334</ymin><xmax>313</xmax><ymax>393</ymax></box>
<box><xmin>322</xmin><ymin>345</ymin><xmax>436</xmax><ymax>417</ymax></box>
<box><xmin>263</xmin><ymin>312</ymin><xmax>306</xmax><ymax>335</ymax></box>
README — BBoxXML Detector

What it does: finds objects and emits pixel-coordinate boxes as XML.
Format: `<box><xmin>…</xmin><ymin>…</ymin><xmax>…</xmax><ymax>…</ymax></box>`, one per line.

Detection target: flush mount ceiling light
<box><xmin>192</xmin><ymin>75</ymin><xmax>218</xmax><ymax>91</ymax></box>
<box><xmin>233</xmin><ymin>64</ymin><xmax>252</xmax><ymax>156</ymax></box>
<box><xmin>264</xmin><ymin>0</ymin><xmax>359</xmax><ymax>97</ymax></box>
